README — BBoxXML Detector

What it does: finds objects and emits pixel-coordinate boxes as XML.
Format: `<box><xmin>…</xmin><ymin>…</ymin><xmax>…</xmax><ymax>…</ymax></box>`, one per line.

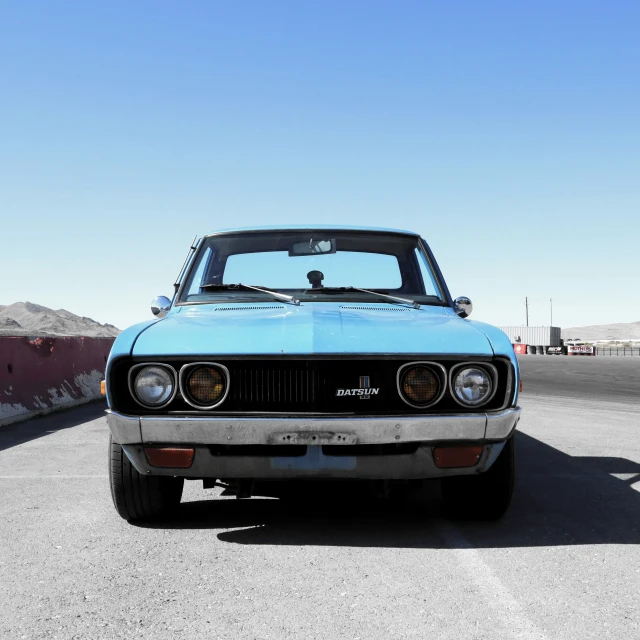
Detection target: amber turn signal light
<box><xmin>519</xmin><ymin>379</ymin><xmax>523</xmax><ymax>392</ymax></box>
<box><xmin>187</xmin><ymin>366</ymin><xmax>225</xmax><ymax>405</ymax></box>
<box><xmin>433</xmin><ymin>445</ymin><xmax>483</xmax><ymax>468</ymax></box>
<box><xmin>399</xmin><ymin>365</ymin><xmax>441</xmax><ymax>407</ymax></box>
<box><xmin>144</xmin><ymin>447</ymin><xmax>195</xmax><ymax>468</ymax></box>
<box><xmin>100</xmin><ymin>380</ymin><xmax>106</xmax><ymax>396</ymax></box>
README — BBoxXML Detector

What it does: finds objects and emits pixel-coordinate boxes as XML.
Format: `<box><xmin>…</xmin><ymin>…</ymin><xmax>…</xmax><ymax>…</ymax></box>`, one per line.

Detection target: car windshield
<box><xmin>178</xmin><ymin>230</ymin><xmax>446</xmax><ymax>305</ymax></box>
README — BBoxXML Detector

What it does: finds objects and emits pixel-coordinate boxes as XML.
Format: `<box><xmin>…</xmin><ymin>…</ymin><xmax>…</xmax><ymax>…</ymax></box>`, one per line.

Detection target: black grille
<box><xmin>110</xmin><ymin>357</ymin><xmax>514</xmax><ymax>416</ymax></box>
<box><xmin>226</xmin><ymin>361</ymin><xmax>387</xmax><ymax>412</ymax></box>
<box><xmin>232</xmin><ymin>368</ymin><xmax>317</xmax><ymax>405</ymax></box>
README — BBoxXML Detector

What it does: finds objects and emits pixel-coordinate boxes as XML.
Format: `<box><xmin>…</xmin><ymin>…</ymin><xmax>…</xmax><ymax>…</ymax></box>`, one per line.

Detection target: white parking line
<box><xmin>439</xmin><ymin>522</ymin><xmax>548</xmax><ymax>640</ymax></box>
<box><xmin>0</xmin><ymin>475</ymin><xmax>109</xmax><ymax>479</ymax></box>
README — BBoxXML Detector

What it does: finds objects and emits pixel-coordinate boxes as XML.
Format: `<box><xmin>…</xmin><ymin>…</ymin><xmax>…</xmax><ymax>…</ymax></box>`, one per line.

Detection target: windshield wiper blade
<box><xmin>307</xmin><ymin>286</ymin><xmax>420</xmax><ymax>309</ymax></box>
<box><xmin>199</xmin><ymin>283</ymin><xmax>300</xmax><ymax>305</ymax></box>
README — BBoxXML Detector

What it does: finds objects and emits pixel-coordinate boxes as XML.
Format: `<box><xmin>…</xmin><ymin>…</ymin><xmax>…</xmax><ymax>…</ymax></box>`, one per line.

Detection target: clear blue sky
<box><xmin>1</xmin><ymin>1</ymin><xmax>638</xmax><ymax>331</ymax></box>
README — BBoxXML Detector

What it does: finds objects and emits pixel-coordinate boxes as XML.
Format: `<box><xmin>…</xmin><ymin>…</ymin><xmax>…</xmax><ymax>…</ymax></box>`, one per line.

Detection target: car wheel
<box><xmin>108</xmin><ymin>435</ymin><xmax>184</xmax><ymax>522</ymax></box>
<box><xmin>441</xmin><ymin>436</ymin><xmax>515</xmax><ymax>520</ymax></box>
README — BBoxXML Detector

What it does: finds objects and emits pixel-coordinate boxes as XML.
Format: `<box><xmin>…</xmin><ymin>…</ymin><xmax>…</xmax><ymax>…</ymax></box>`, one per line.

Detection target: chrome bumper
<box><xmin>106</xmin><ymin>407</ymin><xmax>521</xmax><ymax>446</ymax></box>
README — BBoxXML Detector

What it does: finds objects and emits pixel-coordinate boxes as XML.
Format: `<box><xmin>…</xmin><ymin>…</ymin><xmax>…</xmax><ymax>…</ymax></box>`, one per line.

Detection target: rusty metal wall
<box><xmin>0</xmin><ymin>336</ymin><xmax>114</xmax><ymax>426</ymax></box>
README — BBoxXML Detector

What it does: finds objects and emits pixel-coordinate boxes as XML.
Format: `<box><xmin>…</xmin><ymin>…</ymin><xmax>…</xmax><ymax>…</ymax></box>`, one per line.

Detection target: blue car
<box><xmin>106</xmin><ymin>226</ymin><xmax>521</xmax><ymax>522</ymax></box>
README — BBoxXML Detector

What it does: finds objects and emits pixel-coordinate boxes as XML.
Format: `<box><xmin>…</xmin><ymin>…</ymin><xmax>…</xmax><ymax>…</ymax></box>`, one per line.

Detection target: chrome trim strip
<box><xmin>448</xmin><ymin>362</ymin><xmax>499</xmax><ymax>409</ymax></box>
<box><xmin>178</xmin><ymin>362</ymin><xmax>231</xmax><ymax>410</ymax></box>
<box><xmin>417</xmin><ymin>236</ymin><xmax>451</xmax><ymax>306</ymax></box>
<box><xmin>173</xmin><ymin>235</ymin><xmax>200</xmax><ymax>294</ymax></box>
<box><xmin>174</xmin><ymin>237</ymin><xmax>204</xmax><ymax>302</ymax></box>
<box><xmin>396</xmin><ymin>361</ymin><xmax>448</xmax><ymax>409</ymax></box>
<box><xmin>127</xmin><ymin>363</ymin><xmax>178</xmax><ymax>410</ymax></box>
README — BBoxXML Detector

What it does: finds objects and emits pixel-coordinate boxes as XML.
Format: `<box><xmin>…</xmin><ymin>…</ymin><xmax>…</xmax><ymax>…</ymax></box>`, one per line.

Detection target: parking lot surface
<box><xmin>1</xmin><ymin>357</ymin><xmax>639</xmax><ymax>639</ymax></box>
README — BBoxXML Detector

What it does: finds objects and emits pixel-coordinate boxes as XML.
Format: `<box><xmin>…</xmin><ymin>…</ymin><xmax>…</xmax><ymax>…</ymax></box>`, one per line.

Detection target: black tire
<box><xmin>108</xmin><ymin>435</ymin><xmax>184</xmax><ymax>522</ymax></box>
<box><xmin>441</xmin><ymin>436</ymin><xmax>515</xmax><ymax>520</ymax></box>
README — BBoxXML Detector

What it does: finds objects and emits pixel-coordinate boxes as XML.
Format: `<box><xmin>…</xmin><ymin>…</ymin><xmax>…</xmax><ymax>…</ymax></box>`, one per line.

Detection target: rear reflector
<box><xmin>144</xmin><ymin>447</ymin><xmax>195</xmax><ymax>468</ymax></box>
<box><xmin>519</xmin><ymin>379</ymin><xmax>523</xmax><ymax>392</ymax></box>
<box><xmin>433</xmin><ymin>445</ymin><xmax>483</xmax><ymax>468</ymax></box>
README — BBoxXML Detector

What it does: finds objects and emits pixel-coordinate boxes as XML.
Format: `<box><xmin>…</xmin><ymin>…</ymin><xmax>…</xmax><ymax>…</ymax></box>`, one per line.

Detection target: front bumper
<box><xmin>107</xmin><ymin>408</ymin><xmax>521</xmax><ymax>480</ymax></box>
<box><xmin>106</xmin><ymin>407</ymin><xmax>521</xmax><ymax>446</ymax></box>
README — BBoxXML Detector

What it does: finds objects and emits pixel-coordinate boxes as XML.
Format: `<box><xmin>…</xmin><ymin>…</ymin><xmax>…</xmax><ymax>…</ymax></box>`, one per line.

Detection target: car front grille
<box><xmin>232</xmin><ymin>367</ymin><xmax>318</xmax><ymax>406</ymax></box>
<box><xmin>110</xmin><ymin>357</ymin><xmax>514</xmax><ymax>416</ymax></box>
<box><xmin>229</xmin><ymin>361</ymin><xmax>388</xmax><ymax>412</ymax></box>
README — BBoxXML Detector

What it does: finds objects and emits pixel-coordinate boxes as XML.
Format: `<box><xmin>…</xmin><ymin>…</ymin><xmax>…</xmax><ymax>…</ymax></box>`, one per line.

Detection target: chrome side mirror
<box><xmin>151</xmin><ymin>296</ymin><xmax>172</xmax><ymax>318</ymax></box>
<box><xmin>454</xmin><ymin>296</ymin><xmax>473</xmax><ymax>318</ymax></box>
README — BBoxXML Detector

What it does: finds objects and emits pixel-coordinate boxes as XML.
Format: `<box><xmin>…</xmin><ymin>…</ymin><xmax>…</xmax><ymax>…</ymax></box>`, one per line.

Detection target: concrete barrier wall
<box><xmin>0</xmin><ymin>336</ymin><xmax>114</xmax><ymax>427</ymax></box>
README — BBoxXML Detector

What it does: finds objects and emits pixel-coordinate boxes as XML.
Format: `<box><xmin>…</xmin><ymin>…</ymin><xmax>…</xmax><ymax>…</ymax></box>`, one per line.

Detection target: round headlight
<box><xmin>133</xmin><ymin>366</ymin><xmax>174</xmax><ymax>407</ymax></box>
<box><xmin>453</xmin><ymin>367</ymin><xmax>492</xmax><ymax>406</ymax></box>
<box><xmin>400</xmin><ymin>365</ymin><xmax>441</xmax><ymax>407</ymax></box>
<box><xmin>186</xmin><ymin>366</ymin><xmax>226</xmax><ymax>407</ymax></box>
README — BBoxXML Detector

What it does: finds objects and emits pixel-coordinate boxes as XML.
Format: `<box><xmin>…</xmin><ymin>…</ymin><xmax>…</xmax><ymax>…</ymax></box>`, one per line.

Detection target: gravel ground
<box><xmin>1</xmin><ymin>359</ymin><xmax>639</xmax><ymax>639</ymax></box>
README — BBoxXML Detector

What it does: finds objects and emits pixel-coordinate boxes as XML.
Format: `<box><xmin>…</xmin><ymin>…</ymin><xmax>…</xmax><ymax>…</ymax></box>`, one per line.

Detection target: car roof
<box><xmin>203</xmin><ymin>224</ymin><xmax>419</xmax><ymax>238</ymax></box>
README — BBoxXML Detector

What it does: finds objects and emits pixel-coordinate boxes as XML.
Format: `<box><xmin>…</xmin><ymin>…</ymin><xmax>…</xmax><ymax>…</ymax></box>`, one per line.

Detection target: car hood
<box><xmin>131</xmin><ymin>303</ymin><xmax>496</xmax><ymax>356</ymax></box>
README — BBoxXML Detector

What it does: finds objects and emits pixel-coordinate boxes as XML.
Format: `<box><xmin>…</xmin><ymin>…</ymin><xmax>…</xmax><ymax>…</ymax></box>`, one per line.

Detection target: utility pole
<box><xmin>550</xmin><ymin>297</ymin><xmax>553</xmax><ymax>327</ymax></box>
<box><xmin>525</xmin><ymin>297</ymin><xmax>529</xmax><ymax>327</ymax></box>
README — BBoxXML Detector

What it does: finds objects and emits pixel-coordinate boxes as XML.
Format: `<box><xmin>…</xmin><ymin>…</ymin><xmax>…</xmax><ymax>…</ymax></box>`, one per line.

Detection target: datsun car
<box><xmin>105</xmin><ymin>226</ymin><xmax>521</xmax><ymax>522</ymax></box>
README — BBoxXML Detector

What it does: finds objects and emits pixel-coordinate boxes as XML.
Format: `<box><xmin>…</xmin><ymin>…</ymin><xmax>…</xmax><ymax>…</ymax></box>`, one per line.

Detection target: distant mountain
<box><xmin>562</xmin><ymin>320</ymin><xmax>640</xmax><ymax>342</ymax></box>
<box><xmin>0</xmin><ymin>302</ymin><xmax>120</xmax><ymax>338</ymax></box>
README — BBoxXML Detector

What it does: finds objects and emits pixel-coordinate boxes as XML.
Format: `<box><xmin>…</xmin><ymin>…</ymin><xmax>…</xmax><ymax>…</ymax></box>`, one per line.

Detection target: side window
<box><xmin>186</xmin><ymin>247</ymin><xmax>212</xmax><ymax>296</ymax></box>
<box><xmin>414</xmin><ymin>249</ymin><xmax>441</xmax><ymax>297</ymax></box>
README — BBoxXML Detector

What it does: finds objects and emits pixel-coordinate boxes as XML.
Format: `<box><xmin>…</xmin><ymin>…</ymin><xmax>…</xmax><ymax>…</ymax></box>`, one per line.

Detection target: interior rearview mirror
<box><xmin>289</xmin><ymin>238</ymin><xmax>336</xmax><ymax>256</ymax></box>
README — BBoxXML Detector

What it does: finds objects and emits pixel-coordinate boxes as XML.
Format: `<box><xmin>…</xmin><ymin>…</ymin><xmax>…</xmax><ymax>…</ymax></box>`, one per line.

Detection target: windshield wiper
<box><xmin>306</xmin><ymin>286</ymin><xmax>420</xmax><ymax>309</ymax></box>
<box><xmin>199</xmin><ymin>283</ymin><xmax>300</xmax><ymax>306</ymax></box>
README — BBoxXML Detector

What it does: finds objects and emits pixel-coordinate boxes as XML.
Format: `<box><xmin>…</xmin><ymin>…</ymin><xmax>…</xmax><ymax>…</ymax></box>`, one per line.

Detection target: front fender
<box><xmin>467</xmin><ymin>320</ymin><xmax>520</xmax><ymax>405</ymax></box>
<box><xmin>105</xmin><ymin>320</ymin><xmax>160</xmax><ymax>407</ymax></box>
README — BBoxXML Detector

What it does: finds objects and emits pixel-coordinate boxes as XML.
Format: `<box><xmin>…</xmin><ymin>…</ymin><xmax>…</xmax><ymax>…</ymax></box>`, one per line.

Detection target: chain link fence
<box><xmin>596</xmin><ymin>347</ymin><xmax>640</xmax><ymax>356</ymax></box>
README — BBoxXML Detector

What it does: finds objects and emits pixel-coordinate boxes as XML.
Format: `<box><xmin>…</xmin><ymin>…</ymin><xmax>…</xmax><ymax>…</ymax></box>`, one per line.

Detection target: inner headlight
<box><xmin>185</xmin><ymin>365</ymin><xmax>226</xmax><ymax>407</ymax></box>
<box><xmin>133</xmin><ymin>366</ymin><xmax>175</xmax><ymax>407</ymax></box>
<box><xmin>400</xmin><ymin>365</ymin><xmax>441</xmax><ymax>407</ymax></box>
<box><xmin>452</xmin><ymin>367</ymin><xmax>492</xmax><ymax>406</ymax></box>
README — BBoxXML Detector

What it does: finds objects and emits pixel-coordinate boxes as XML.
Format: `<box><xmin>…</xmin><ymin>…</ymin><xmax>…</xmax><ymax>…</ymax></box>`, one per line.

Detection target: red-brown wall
<box><xmin>0</xmin><ymin>336</ymin><xmax>115</xmax><ymax>426</ymax></box>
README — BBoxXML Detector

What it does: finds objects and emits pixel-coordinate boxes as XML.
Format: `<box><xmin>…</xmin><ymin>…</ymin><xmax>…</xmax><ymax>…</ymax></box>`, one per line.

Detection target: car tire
<box><xmin>441</xmin><ymin>436</ymin><xmax>515</xmax><ymax>520</ymax></box>
<box><xmin>108</xmin><ymin>435</ymin><xmax>184</xmax><ymax>522</ymax></box>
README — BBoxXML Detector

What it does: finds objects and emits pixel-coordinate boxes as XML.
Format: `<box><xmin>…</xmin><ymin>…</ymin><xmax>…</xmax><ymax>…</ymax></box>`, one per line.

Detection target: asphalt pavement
<box><xmin>518</xmin><ymin>354</ymin><xmax>640</xmax><ymax>402</ymax></box>
<box><xmin>1</xmin><ymin>357</ymin><xmax>639</xmax><ymax>639</ymax></box>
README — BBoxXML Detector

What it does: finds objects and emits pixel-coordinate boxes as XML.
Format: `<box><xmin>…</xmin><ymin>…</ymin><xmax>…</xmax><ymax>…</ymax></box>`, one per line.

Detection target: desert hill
<box><xmin>0</xmin><ymin>302</ymin><xmax>120</xmax><ymax>338</ymax></box>
<box><xmin>562</xmin><ymin>320</ymin><xmax>640</xmax><ymax>342</ymax></box>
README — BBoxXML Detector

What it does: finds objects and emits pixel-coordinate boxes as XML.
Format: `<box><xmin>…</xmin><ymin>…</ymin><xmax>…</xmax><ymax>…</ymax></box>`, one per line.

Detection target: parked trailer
<box><xmin>498</xmin><ymin>326</ymin><xmax>562</xmax><ymax>348</ymax></box>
